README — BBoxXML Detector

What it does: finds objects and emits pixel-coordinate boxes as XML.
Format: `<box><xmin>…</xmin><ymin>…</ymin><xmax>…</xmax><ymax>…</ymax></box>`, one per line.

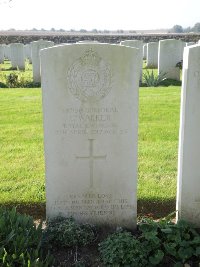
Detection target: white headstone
<box><xmin>24</xmin><ymin>44</ymin><xmax>32</xmax><ymax>63</ymax></box>
<box><xmin>181</xmin><ymin>42</ymin><xmax>186</xmax><ymax>60</ymax></box>
<box><xmin>158</xmin><ymin>39</ymin><xmax>183</xmax><ymax>80</ymax></box>
<box><xmin>176</xmin><ymin>44</ymin><xmax>200</xmax><ymax>226</ymax></box>
<box><xmin>31</xmin><ymin>39</ymin><xmax>54</xmax><ymax>83</ymax></box>
<box><xmin>2</xmin><ymin>44</ymin><xmax>6</xmax><ymax>55</ymax></box>
<box><xmin>10</xmin><ymin>43</ymin><xmax>25</xmax><ymax>70</ymax></box>
<box><xmin>146</xmin><ymin>42</ymin><xmax>158</xmax><ymax>68</ymax></box>
<box><xmin>143</xmin><ymin>44</ymin><xmax>147</xmax><ymax>60</ymax></box>
<box><xmin>4</xmin><ymin>45</ymin><xmax>11</xmax><ymax>60</ymax></box>
<box><xmin>77</xmin><ymin>41</ymin><xmax>99</xmax><ymax>43</ymax></box>
<box><xmin>0</xmin><ymin>45</ymin><xmax>4</xmax><ymax>63</ymax></box>
<box><xmin>41</xmin><ymin>44</ymin><xmax>140</xmax><ymax>229</ymax></box>
<box><xmin>120</xmin><ymin>40</ymin><xmax>143</xmax><ymax>80</ymax></box>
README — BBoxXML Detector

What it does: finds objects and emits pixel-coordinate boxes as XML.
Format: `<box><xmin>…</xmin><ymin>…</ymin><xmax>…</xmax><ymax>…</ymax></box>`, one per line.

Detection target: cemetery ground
<box><xmin>2</xmin><ymin>60</ymin><xmax>198</xmax><ymax>266</ymax></box>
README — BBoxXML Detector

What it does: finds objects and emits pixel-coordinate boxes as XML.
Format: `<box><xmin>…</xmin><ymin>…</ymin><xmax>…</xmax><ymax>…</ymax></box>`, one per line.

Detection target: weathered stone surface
<box><xmin>41</xmin><ymin>44</ymin><xmax>140</xmax><ymax>229</ymax></box>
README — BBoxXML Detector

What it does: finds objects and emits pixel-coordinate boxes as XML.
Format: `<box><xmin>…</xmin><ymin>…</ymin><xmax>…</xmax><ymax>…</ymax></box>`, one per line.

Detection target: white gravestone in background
<box><xmin>181</xmin><ymin>42</ymin><xmax>186</xmax><ymax>60</ymax></box>
<box><xmin>146</xmin><ymin>42</ymin><xmax>158</xmax><ymax>68</ymax></box>
<box><xmin>0</xmin><ymin>45</ymin><xmax>4</xmax><ymax>63</ymax></box>
<box><xmin>158</xmin><ymin>39</ymin><xmax>183</xmax><ymax>80</ymax></box>
<box><xmin>143</xmin><ymin>44</ymin><xmax>147</xmax><ymax>60</ymax></box>
<box><xmin>41</xmin><ymin>44</ymin><xmax>140</xmax><ymax>229</ymax></box>
<box><xmin>77</xmin><ymin>41</ymin><xmax>99</xmax><ymax>43</ymax></box>
<box><xmin>120</xmin><ymin>40</ymin><xmax>143</xmax><ymax>80</ymax></box>
<box><xmin>10</xmin><ymin>43</ymin><xmax>25</xmax><ymax>70</ymax></box>
<box><xmin>4</xmin><ymin>45</ymin><xmax>11</xmax><ymax>60</ymax></box>
<box><xmin>2</xmin><ymin>44</ymin><xmax>6</xmax><ymax>59</ymax></box>
<box><xmin>176</xmin><ymin>44</ymin><xmax>200</xmax><ymax>226</ymax></box>
<box><xmin>31</xmin><ymin>40</ymin><xmax>54</xmax><ymax>83</ymax></box>
<box><xmin>24</xmin><ymin>44</ymin><xmax>32</xmax><ymax>63</ymax></box>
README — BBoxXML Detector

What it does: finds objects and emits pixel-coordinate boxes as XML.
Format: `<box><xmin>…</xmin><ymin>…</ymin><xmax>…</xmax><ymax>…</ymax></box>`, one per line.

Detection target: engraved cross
<box><xmin>76</xmin><ymin>139</ymin><xmax>107</xmax><ymax>188</ymax></box>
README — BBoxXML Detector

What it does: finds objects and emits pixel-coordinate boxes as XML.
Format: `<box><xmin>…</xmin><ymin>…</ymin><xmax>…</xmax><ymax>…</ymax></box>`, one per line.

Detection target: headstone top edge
<box><xmin>186</xmin><ymin>43</ymin><xmax>200</xmax><ymax>50</ymax></box>
<box><xmin>159</xmin><ymin>39</ymin><xmax>183</xmax><ymax>43</ymax></box>
<box><xmin>40</xmin><ymin>43</ymin><xmax>140</xmax><ymax>55</ymax></box>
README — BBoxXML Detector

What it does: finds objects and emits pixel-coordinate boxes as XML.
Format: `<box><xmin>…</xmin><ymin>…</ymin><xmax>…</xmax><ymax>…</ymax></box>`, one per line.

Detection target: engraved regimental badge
<box><xmin>67</xmin><ymin>49</ymin><xmax>112</xmax><ymax>102</ymax></box>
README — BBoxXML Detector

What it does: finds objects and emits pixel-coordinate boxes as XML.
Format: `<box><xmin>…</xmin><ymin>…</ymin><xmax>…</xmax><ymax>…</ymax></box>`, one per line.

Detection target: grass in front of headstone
<box><xmin>138</xmin><ymin>86</ymin><xmax>181</xmax><ymax>217</ymax></box>
<box><xmin>0</xmin><ymin>88</ymin><xmax>45</xmax><ymax>217</ymax></box>
<box><xmin>0</xmin><ymin>86</ymin><xmax>181</xmax><ymax>219</ymax></box>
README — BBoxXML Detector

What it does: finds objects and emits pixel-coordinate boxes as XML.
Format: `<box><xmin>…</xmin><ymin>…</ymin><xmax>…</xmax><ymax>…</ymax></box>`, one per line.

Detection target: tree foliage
<box><xmin>170</xmin><ymin>25</ymin><xmax>183</xmax><ymax>33</ymax></box>
<box><xmin>192</xmin><ymin>23</ymin><xmax>200</xmax><ymax>32</ymax></box>
<box><xmin>170</xmin><ymin>22</ymin><xmax>200</xmax><ymax>33</ymax></box>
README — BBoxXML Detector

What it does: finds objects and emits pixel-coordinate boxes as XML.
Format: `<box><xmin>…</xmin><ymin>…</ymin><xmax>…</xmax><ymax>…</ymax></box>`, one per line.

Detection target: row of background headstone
<box><xmin>0</xmin><ymin>39</ymin><xmax>199</xmax><ymax>83</ymax></box>
<box><xmin>143</xmin><ymin>40</ymin><xmax>196</xmax><ymax>80</ymax></box>
<box><xmin>0</xmin><ymin>40</ymin><xmax>54</xmax><ymax>82</ymax></box>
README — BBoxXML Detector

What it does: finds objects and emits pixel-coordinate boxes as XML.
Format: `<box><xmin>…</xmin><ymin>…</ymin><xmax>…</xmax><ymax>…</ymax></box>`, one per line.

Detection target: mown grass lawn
<box><xmin>138</xmin><ymin>87</ymin><xmax>181</xmax><ymax>216</ymax></box>
<box><xmin>0</xmin><ymin>89</ymin><xmax>45</xmax><ymax>204</ymax></box>
<box><xmin>0</xmin><ymin>86</ymin><xmax>181</xmax><ymax>218</ymax></box>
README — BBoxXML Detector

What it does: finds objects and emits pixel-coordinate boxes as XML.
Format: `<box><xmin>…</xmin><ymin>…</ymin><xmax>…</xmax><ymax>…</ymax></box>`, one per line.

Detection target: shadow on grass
<box><xmin>140</xmin><ymin>79</ymin><xmax>182</xmax><ymax>87</ymax></box>
<box><xmin>0</xmin><ymin>198</ymin><xmax>176</xmax><ymax>220</ymax></box>
<box><xmin>138</xmin><ymin>198</ymin><xmax>176</xmax><ymax>219</ymax></box>
<box><xmin>0</xmin><ymin>203</ymin><xmax>46</xmax><ymax>220</ymax></box>
<box><xmin>0</xmin><ymin>67</ymin><xmax>19</xmax><ymax>71</ymax></box>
